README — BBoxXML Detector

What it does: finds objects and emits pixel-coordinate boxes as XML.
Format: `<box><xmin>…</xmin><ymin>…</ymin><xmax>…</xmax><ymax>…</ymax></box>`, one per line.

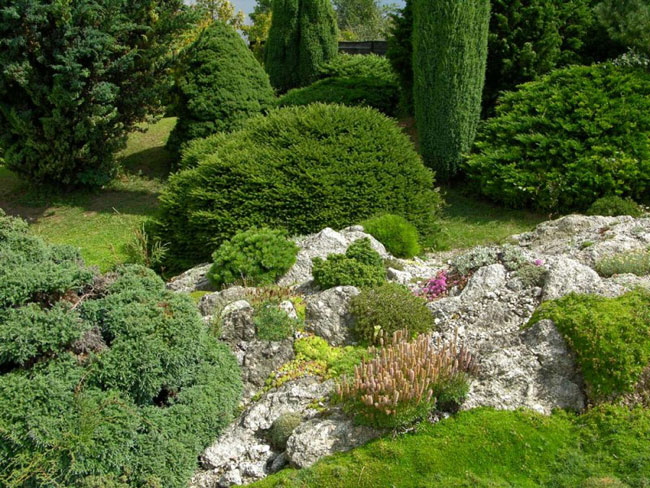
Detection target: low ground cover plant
<box><xmin>361</xmin><ymin>214</ymin><xmax>421</xmax><ymax>259</ymax></box>
<box><xmin>465</xmin><ymin>63</ymin><xmax>650</xmax><ymax>212</ymax></box>
<box><xmin>349</xmin><ymin>283</ymin><xmax>433</xmax><ymax>345</ymax></box>
<box><xmin>337</xmin><ymin>330</ymin><xmax>476</xmax><ymax>428</ymax></box>
<box><xmin>153</xmin><ymin>104</ymin><xmax>441</xmax><ymax>271</ymax></box>
<box><xmin>0</xmin><ymin>212</ymin><xmax>242</xmax><ymax>487</ymax></box>
<box><xmin>530</xmin><ymin>289</ymin><xmax>650</xmax><ymax>403</ymax></box>
<box><xmin>587</xmin><ymin>196</ymin><xmax>645</xmax><ymax>217</ymax></box>
<box><xmin>312</xmin><ymin>239</ymin><xmax>386</xmax><ymax>289</ymax></box>
<box><xmin>595</xmin><ymin>249</ymin><xmax>650</xmax><ymax>277</ymax></box>
<box><xmin>207</xmin><ymin>228</ymin><xmax>299</xmax><ymax>288</ymax></box>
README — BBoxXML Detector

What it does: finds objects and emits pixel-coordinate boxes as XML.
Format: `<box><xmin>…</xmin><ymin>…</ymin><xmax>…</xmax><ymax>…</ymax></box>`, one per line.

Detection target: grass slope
<box><xmin>252</xmin><ymin>407</ymin><xmax>650</xmax><ymax>488</ymax></box>
<box><xmin>0</xmin><ymin>117</ymin><xmax>175</xmax><ymax>271</ymax></box>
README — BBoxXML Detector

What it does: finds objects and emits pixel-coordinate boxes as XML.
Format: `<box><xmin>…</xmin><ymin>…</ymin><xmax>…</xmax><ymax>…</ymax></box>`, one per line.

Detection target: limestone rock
<box><xmin>166</xmin><ymin>263</ymin><xmax>212</xmax><ymax>293</ymax></box>
<box><xmin>542</xmin><ymin>256</ymin><xmax>612</xmax><ymax>301</ymax></box>
<box><xmin>305</xmin><ymin>286</ymin><xmax>360</xmax><ymax>346</ymax></box>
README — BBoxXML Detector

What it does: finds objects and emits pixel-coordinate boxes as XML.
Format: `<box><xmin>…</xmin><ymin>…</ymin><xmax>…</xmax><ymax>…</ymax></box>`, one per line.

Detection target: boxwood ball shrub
<box><xmin>362</xmin><ymin>214</ymin><xmax>421</xmax><ymax>259</ymax></box>
<box><xmin>207</xmin><ymin>228</ymin><xmax>299</xmax><ymax>288</ymax></box>
<box><xmin>349</xmin><ymin>283</ymin><xmax>433</xmax><ymax>345</ymax></box>
<box><xmin>587</xmin><ymin>196</ymin><xmax>645</xmax><ymax>218</ymax></box>
<box><xmin>465</xmin><ymin>63</ymin><xmax>650</xmax><ymax>212</ymax></box>
<box><xmin>167</xmin><ymin>21</ymin><xmax>275</xmax><ymax>155</ymax></box>
<box><xmin>312</xmin><ymin>239</ymin><xmax>387</xmax><ymax>290</ymax></box>
<box><xmin>0</xmin><ymin>213</ymin><xmax>242</xmax><ymax>488</ymax></box>
<box><xmin>153</xmin><ymin>104</ymin><xmax>441</xmax><ymax>271</ymax></box>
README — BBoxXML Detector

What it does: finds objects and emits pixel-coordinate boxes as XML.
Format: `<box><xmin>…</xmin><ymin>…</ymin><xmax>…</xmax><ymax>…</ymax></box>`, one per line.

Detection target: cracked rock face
<box><xmin>166</xmin><ymin>263</ymin><xmax>212</xmax><ymax>293</ymax></box>
<box><xmin>304</xmin><ymin>286</ymin><xmax>360</xmax><ymax>346</ymax></box>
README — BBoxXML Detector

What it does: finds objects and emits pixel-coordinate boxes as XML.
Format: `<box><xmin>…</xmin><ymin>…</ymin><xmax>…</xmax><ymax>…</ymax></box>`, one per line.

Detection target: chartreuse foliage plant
<box><xmin>153</xmin><ymin>104</ymin><xmax>441</xmax><ymax>271</ymax></box>
<box><xmin>530</xmin><ymin>289</ymin><xmax>650</xmax><ymax>403</ymax></box>
<box><xmin>361</xmin><ymin>214</ymin><xmax>421</xmax><ymax>258</ymax></box>
<box><xmin>0</xmin><ymin>0</ymin><xmax>191</xmax><ymax>186</ymax></box>
<box><xmin>0</xmin><ymin>212</ymin><xmax>242</xmax><ymax>488</ymax></box>
<box><xmin>412</xmin><ymin>0</ymin><xmax>490</xmax><ymax>180</ymax></box>
<box><xmin>207</xmin><ymin>227</ymin><xmax>298</xmax><ymax>288</ymax></box>
<box><xmin>349</xmin><ymin>283</ymin><xmax>432</xmax><ymax>345</ymax></box>
<box><xmin>466</xmin><ymin>63</ymin><xmax>650</xmax><ymax>212</ymax></box>
<box><xmin>167</xmin><ymin>21</ymin><xmax>275</xmax><ymax>155</ymax></box>
<box><xmin>312</xmin><ymin>239</ymin><xmax>386</xmax><ymax>290</ymax></box>
<box><xmin>249</xmin><ymin>406</ymin><xmax>650</xmax><ymax>487</ymax></box>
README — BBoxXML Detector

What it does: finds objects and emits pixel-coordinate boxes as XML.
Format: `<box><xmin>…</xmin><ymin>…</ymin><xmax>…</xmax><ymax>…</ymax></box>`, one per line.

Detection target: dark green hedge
<box><xmin>0</xmin><ymin>212</ymin><xmax>242</xmax><ymax>488</ymax></box>
<box><xmin>153</xmin><ymin>104</ymin><xmax>441</xmax><ymax>271</ymax></box>
<box><xmin>465</xmin><ymin>63</ymin><xmax>650</xmax><ymax>212</ymax></box>
<box><xmin>167</xmin><ymin>21</ymin><xmax>275</xmax><ymax>155</ymax></box>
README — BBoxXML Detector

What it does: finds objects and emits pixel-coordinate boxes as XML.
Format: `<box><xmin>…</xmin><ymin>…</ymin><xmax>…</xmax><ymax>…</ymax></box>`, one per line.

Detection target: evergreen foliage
<box><xmin>265</xmin><ymin>0</ymin><xmax>338</xmax><ymax>92</ymax></box>
<box><xmin>465</xmin><ymin>63</ymin><xmax>650</xmax><ymax>212</ymax></box>
<box><xmin>254</xmin><ymin>303</ymin><xmax>300</xmax><ymax>341</ymax></box>
<box><xmin>597</xmin><ymin>0</ymin><xmax>650</xmax><ymax>56</ymax></box>
<box><xmin>587</xmin><ymin>196</ymin><xmax>645</xmax><ymax>218</ymax></box>
<box><xmin>167</xmin><ymin>21</ymin><xmax>275</xmax><ymax>155</ymax></box>
<box><xmin>0</xmin><ymin>0</ymin><xmax>192</xmax><ymax>186</ymax></box>
<box><xmin>153</xmin><ymin>104</ymin><xmax>441</xmax><ymax>271</ymax></box>
<box><xmin>412</xmin><ymin>0</ymin><xmax>490</xmax><ymax>180</ymax></box>
<box><xmin>361</xmin><ymin>214</ymin><xmax>421</xmax><ymax>259</ymax></box>
<box><xmin>386</xmin><ymin>0</ymin><xmax>413</xmax><ymax>113</ymax></box>
<box><xmin>0</xmin><ymin>213</ymin><xmax>242</xmax><ymax>487</ymax></box>
<box><xmin>312</xmin><ymin>239</ymin><xmax>386</xmax><ymax>290</ymax></box>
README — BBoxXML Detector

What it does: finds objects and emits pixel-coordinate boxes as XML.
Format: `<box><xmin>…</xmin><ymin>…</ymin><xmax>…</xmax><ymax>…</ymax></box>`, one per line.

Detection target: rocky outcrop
<box><xmin>304</xmin><ymin>286</ymin><xmax>360</xmax><ymax>346</ymax></box>
<box><xmin>166</xmin><ymin>263</ymin><xmax>212</xmax><ymax>292</ymax></box>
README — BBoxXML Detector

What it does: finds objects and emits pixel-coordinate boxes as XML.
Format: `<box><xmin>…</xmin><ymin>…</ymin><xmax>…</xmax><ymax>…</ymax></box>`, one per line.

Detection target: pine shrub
<box><xmin>207</xmin><ymin>228</ymin><xmax>298</xmax><ymax>288</ymax></box>
<box><xmin>312</xmin><ymin>239</ymin><xmax>386</xmax><ymax>290</ymax></box>
<box><xmin>317</xmin><ymin>54</ymin><xmax>397</xmax><ymax>83</ymax></box>
<box><xmin>349</xmin><ymin>283</ymin><xmax>433</xmax><ymax>345</ymax></box>
<box><xmin>362</xmin><ymin>214</ymin><xmax>421</xmax><ymax>259</ymax></box>
<box><xmin>254</xmin><ymin>302</ymin><xmax>300</xmax><ymax>341</ymax></box>
<box><xmin>0</xmin><ymin>214</ymin><xmax>242</xmax><ymax>488</ymax></box>
<box><xmin>465</xmin><ymin>63</ymin><xmax>650</xmax><ymax>212</ymax></box>
<box><xmin>153</xmin><ymin>104</ymin><xmax>441</xmax><ymax>271</ymax></box>
<box><xmin>167</xmin><ymin>21</ymin><xmax>275</xmax><ymax>155</ymax></box>
<box><xmin>412</xmin><ymin>0</ymin><xmax>490</xmax><ymax>180</ymax></box>
<box><xmin>587</xmin><ymin>196</ymin><xmax>645</xmax><ymax>218</ymax></box>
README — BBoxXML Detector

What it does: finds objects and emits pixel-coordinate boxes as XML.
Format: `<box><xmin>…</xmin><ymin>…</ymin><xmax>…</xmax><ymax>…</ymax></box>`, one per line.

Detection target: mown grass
<box><xmin>0</xmin><ymin>117</ymin><xmax>175</xmax><ymax>272</ymax></box>
<box><xmin>251</xmin><ymin>407</ymin><xmax>650</xmax><ymax>488</ymax></box>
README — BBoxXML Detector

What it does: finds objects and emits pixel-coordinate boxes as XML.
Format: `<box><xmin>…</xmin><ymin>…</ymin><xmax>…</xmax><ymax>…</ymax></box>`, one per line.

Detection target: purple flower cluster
<box><xmin>417</xmin><ymin>270</ymin><xmax>448</xmax><ymax>301</ymax></box>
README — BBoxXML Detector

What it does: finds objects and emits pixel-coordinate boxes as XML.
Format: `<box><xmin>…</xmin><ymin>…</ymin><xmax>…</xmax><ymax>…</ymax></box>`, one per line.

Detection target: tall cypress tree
<box><xmin>265</xmin><ymin>0</ymin><xmax>338</xmax><ymax>92</ymax></box>
<box><xmin>413</xmin><ymin>0</ymin><xmax>490</xmax><ymax>180</ymax></box>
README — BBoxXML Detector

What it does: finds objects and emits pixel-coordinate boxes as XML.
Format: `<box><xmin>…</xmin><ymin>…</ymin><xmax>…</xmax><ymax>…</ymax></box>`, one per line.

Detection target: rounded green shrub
<box><xmin>465</xmin><ymin>63</ymin><xmax>650</xmax><ymax>212</ymax></box>
<box><xmin>317</xmin><ymin>54</ymin><xmax>398</xmax><ymax>83</ymax></box>
<box><xmin>254</xmin><ymin>302</ymin><xmax>299</xmax><ymax>341</ymax></box>
<box><xmin>587</xmin><ymin>196</ymin><xmax>645</xmax><ymax>218</ymax></box>
<box><xmin>362</xmin><ymin>214</ymin><xmax>421</xmax><ymax>259</ymax></box>
<box><xmin>153</xmin><ymin>104</ymin><xmax>441</xmax><ymax>271</ymax></box>
<box><xmin>167</xmin><ymin>21</ymin><xmax>275</xmax><ymax>155</ymax></box>
<box><xmin>207</xmin><ymin>228</ymin><xmax>298</xmax><ymax>288</ymax></box>
<box><xmin>269</xmin><ymin>412</ymin><xmax>303</xmax><ymax>450</ymax></box>
<box><xmin>0</xmin><ymin>214</ymin><xmax>242</xmax><ymax>488</ymax></box>
<box><xmin>349</xmin><ymin>283</ymin><xmax>433</xmax><ymax>345</ymax></box>
<box><xmin>278</xmin><ymin>76</ymin><xmax>399</xmax><ymax>115</ymax></box>
<box><xmin>312</xmin><ymin>239</ymin><xmax>386</xmax><ymax>290</ymax></box>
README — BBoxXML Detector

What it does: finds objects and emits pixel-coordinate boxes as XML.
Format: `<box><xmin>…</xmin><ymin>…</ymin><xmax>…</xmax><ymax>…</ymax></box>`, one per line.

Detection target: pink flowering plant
<box><xmin>416</xmin><ymin>270</ymin><xmax>469</xmax><ymax>302</ymax></box>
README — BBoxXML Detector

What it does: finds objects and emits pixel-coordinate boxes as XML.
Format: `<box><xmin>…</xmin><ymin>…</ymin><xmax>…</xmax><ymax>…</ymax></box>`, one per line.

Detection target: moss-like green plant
<box><xmin>312</xmin><ymin>239</ymin><xmax>386</xmax><ymax>290</ymax></box>
<box><xmin>294</xmin><ymin>335</ymin><xmax>369</xmax><ymax>377</ymax></box>
<box><xmin>362</xmin><ymin>214</ymin><xmax>421</xmax><ymax>259</ymax></box>
<box><xmin>254</xmin><ymin>302</ymin><xmax>299</xmax><ymax>341</ymax></box>
<box><xmin>595</xmin><ymin>249</ymin><xmax>650</xmax><ymax>277</ymax></box>
<box><xmin>349</xmin><ymin>283</ymin><xmax>433</xmax><ymax>345</ymax></box>
<box><xmin>587</xmin><ymin>196</ymin><xmax>645</xmax><ymax>217</ymax></box>
<box><xmin>207</xmin><ymin>228</ymin><xmax>298</xmax><ymax>288</ymax></box>
<box><xmin>530</xmin><ymin>289</ymin><xmax>650</xmax><ymax>402</ymax></box>
<box><xmin>269</xmin><ymin>412</ymin><xmax>303</xmax><ymax>450</ymax></box>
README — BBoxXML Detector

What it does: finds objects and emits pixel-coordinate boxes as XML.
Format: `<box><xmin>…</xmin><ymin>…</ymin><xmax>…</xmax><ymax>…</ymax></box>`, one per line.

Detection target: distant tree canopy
<box><xmin>333</xmin><ymin>0</ymin><xmax>396</xmax><ymax>41</ymax></box>
<box><xmin>193</xmin><ymin>0</ymin><xmax>246</xmax><ymax>30</ymax></box>
<box><xmin>0</xmin><ymin>0</ymin><xmax>193</xmax><ymax>187</ymax></box>
<box><xmin>597</xmin><ymin>0</ymin><xmax>650</xmax><ymax>56</ymax></box>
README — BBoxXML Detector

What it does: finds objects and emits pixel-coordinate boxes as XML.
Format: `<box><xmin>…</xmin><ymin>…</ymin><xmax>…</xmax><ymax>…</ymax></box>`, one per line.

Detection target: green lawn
<box><xmin>0</xmin><ymin>117</ymin><xmax>175</xmax><ymax>272</ymax></box>
<box><xmin>0</xmin><ymin>117</ymin><xmax>544</xmax><ymax>271</ymax></box>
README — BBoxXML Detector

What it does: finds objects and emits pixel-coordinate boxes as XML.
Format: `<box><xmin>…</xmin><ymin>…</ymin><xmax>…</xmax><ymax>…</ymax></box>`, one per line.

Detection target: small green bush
<box><xmin>167</xmin><ymin>21</ymin><xmax>275</xmax><ymax>155</ymax></box>
<box><xmin>587</xmin><ymin>196</ymin><xmax>645</xmax><ymax>218</ymax></box>
<box><xmin>269</xmin><ymin>412</ymin><xmax>303</xmax><ymax>450</ymax></box>
<box><xmin>278</xmin><ymin>77</ymin><xmax>399</xmax><ymax>115</ymax></box>
<box><xmin>362</xmin><ymin>214</ymin><xmax>421</xmax><ymax>259</ymax></box>
<box><xmin>595</xmin><ymin>249</ymin><xmax>650</xmax><ymax>277</ymax></box>
<box><xmin>207</xmin><ymin>228</ymin><xmax>298</xmax><ymax>288</ymax></box>
<box><xmin>349</xmin><ymin>283</ymin><xmax>433</xmax><ymax>345</ymax></box>
<box><xmin>154</xmin><ymin>104</ymin><xmax>441</xmax><ymax>271</ymax></box>
<box><xmin>465</xmin><ymin>63</ymin><xmax>650</xmax><ymax>212</ymax></box>
<box><xmin>317</xmin><ymin>54</ymin><xmax>397</xmax><ymax>83</ymax></box>
<box><xmin>312</xmin><ymin>239</ymin><xmax>386</xmax><ymax>290</ymax></box>
<box><xmin>254</xmin><ymin>302</ymin><xmax>299</xmax><ymax>341</ymax></box>
<box><xmin>530</xmin><ymin>289</ymin><xmax>650</xmax><ymax>402</ymax></box>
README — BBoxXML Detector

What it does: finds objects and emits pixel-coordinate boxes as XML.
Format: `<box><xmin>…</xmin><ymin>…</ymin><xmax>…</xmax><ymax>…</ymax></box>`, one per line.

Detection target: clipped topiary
<box><xmin>167</xmin><ymin>21</ymin><xmax>275</xmax><ymax>155</ymax></box>
<box><xmin>587</xmin><ymin>196</ymin><xmax>645</xmax><ymax>218</ymax></box>
<box><xmin>349</xmin><ymin>283</ymin><xmax>433</xmax><ymax>345</ymax></box>
<box><xmin>413</xmin><ymin>0</ymin><xmax>490</xmax><ymax>180</ymax></box>
<box><xmin>465</xmin><ymin>63</ymin><xmax>650</xmax><ymax>212</ymax></box>
<box><xmin>207</xmin><ymin>227</ymin><xmax>298</xmax><ymax>288</ymax></box>
<box><xmin>0</xmin><ymin>213</ymin><xmax>242</xmax><ymax>488</ymax></box>
<box><xmin>153</xmin><ymin>104</ymin><xmax>441</xmax><ymax>271</ymax></box>
<box><xmin>312</xmin><ymin>239</ymin><xmax>386</xmax><ymax>290</ymax></box>
<box><xmin>362</xmin><ymin>214</ymin><xmax>421</xmax><ymax>259</ymax></box>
